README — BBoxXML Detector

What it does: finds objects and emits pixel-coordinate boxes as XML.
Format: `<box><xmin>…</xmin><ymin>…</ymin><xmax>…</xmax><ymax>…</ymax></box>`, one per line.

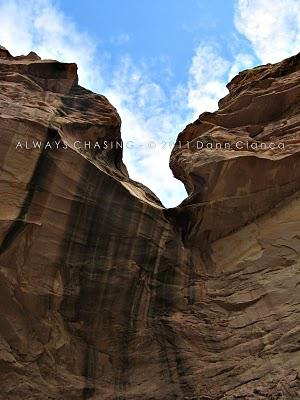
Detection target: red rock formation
<box><xmin>0</xmin><ymin>47</ymin><xmax>299</xmax><ymax>399</ymax></box>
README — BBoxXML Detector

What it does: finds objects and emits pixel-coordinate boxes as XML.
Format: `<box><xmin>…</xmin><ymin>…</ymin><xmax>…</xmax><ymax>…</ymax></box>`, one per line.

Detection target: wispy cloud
<box><xmin>187</xmin><ymin>44</ymin><xmax>230</xmax><ymax>118</ymax></box>
<box><xmin>109</xmin><ymin>33</ymin><xmax>130</xmax><ymax>45</ymax></box>
<box><xmin>235</xmin><ymin>0</ymin><xmax>300</xmax><ymax>63</ymax></box>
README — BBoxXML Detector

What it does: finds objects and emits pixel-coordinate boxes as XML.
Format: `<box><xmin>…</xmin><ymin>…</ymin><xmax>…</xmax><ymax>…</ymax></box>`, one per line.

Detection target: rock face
<box><xmin>0</xmin><ymin>47</ymin><xmax>299</xmax><ymax>400</ymax></box>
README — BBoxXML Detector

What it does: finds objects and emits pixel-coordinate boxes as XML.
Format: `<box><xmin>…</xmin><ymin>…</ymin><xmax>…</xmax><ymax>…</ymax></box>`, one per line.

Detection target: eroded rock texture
<box><xmin>0</xmin><ymin>47</ymin><xmax>299</xmax><ymax>399</ymax></box>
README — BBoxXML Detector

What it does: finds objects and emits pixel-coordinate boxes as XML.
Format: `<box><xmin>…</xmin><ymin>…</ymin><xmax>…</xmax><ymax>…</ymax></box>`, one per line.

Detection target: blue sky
<box><xmin>57</xmin><ymin>0</ymin><xmax>240</xmax><ymax>86</ymax></box>
<box><xmin>0</xmin><ymin>0</ymin><xmax>299</xmax><ymax>206</ymax></box>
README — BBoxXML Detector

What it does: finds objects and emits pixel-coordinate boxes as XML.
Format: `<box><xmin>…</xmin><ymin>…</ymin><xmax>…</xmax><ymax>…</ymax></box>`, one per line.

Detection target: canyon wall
<box><xmin>0</xmin><ymin>47</ymin><xmax>299</xmax><ymax>399</ymax></box>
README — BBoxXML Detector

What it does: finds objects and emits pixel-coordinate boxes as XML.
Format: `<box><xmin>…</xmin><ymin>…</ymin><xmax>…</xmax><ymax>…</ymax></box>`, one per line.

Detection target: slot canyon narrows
<box><xmin>0</xmin><ymin>46</ymin><xmax>300</xmax><ymax>399</ymax></box>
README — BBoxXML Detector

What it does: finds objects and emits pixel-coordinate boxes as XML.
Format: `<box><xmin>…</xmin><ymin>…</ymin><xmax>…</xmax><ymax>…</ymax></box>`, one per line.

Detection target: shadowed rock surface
<box><xmin>0</xmin><ymin>47</ymin><xmax>299</xmax><ymax>399</ymax></box>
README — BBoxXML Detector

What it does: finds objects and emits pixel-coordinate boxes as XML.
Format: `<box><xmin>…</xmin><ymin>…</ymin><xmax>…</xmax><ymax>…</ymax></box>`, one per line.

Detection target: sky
<box><xmin>0</xmin><ymin>0</ymin><xmax>299</xmax><ymax>206</ymax></box>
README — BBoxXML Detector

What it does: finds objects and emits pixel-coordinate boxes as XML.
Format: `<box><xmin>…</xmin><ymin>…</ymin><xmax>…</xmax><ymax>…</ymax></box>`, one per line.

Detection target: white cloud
<box><xmin>235</xmin><ymin>0</ymin><xmax>300</xmax><ymax>63</ymax></box>
<box><xmin>109</xmin><ymin>33</ymin><xmax>130</xmax><ymax>45</ymax></box>
<box><xmin>186</xmin><ymin>45</ymin><xmax>256</xmax><ymax>119</ymax></box>
<box><xmin>187</xmin><ymin>45</ymin><xmax>230</xmax><ymax>118</ymax></box>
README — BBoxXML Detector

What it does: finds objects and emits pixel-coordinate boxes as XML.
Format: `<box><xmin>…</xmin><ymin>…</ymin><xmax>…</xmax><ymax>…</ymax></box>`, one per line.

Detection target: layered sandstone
<box><xmin>0</xmin><ymin>47</ymin><xmax>299</xmax><ymax>400</ymax></box>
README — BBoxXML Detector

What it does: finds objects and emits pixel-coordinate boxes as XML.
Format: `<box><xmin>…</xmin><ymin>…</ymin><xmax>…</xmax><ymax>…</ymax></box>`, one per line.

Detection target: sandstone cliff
<box><xmin>0</xmin><ymin>47</ymin><xmax>299</xmax><ymax>399</ymax></box>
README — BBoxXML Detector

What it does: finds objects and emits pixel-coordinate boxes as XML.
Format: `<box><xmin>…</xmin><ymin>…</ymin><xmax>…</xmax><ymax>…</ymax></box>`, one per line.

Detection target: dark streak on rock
<box><xmin>0</xmin><ymin>128</ymin><xmax>59</xmax><ymax>255</ymax></box>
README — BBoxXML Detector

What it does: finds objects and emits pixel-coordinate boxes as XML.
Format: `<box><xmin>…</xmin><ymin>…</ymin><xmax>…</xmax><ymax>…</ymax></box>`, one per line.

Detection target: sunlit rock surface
<box><xmin>0</xmin><ymin>47</ymin><xmax>299</xmax><ymax>399</ymax></box>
